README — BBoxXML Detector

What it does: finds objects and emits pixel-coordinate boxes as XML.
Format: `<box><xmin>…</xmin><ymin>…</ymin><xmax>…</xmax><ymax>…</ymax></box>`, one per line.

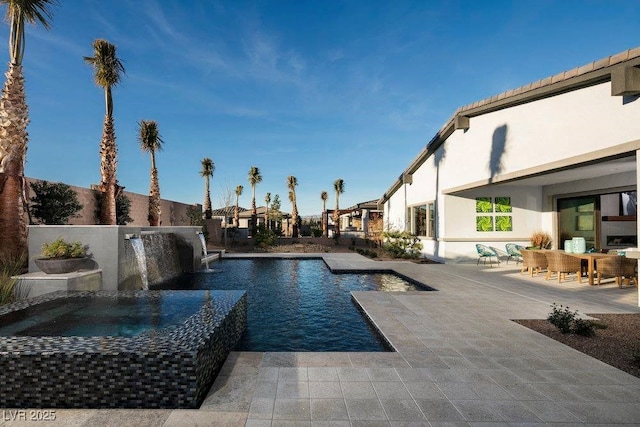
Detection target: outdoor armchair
<box><xmin>505</xmin><ymin>243</ymin><xmax>524</xmax><ymax>264</ymax></box>
<box><xmin>520</xmin><ymin>249</ymin><xmax>547</xmax><ymax>276</ymax></box>
<box><xmin>544</xmin><ymin>251</ymin><xmax>582</xmax><ymax>283</ymax></box>
<box><xmin>475</xmin><ymin>244</ymin><xmax>500</xmax><ymax>267</ymax></box>
<box><xmin>596</xmin><ymin>256</ymin><xmax>638</xmax><ymax>287</ymax></box>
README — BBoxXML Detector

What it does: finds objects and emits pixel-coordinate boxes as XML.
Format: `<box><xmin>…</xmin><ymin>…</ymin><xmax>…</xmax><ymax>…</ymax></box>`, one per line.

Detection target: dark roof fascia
<box><xmin>378</xmin><ymin>48</ymin><xmax>640</xmax><ymax>206</ymax></box>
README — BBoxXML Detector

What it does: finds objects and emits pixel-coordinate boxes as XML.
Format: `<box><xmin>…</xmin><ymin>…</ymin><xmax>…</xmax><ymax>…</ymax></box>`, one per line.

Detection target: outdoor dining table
<box><xmin>564</xmin><ymin>251</ymin><xmax>619</xmax><ymax>286</ymax></box>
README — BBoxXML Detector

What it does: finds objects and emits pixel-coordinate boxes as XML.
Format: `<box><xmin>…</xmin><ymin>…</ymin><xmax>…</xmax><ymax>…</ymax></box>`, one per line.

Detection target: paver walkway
<box><xmin>4</xmin><ymin>253</ymin><xmax>640</xmax><ymax>426</ymax></box>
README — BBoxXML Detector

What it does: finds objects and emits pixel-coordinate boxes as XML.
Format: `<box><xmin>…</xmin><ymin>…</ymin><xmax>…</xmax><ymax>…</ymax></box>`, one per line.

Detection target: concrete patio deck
<box><xmin>3</xmin><ymin>253</ymin><xmax>640</xmax><ymax>426</ymax></box>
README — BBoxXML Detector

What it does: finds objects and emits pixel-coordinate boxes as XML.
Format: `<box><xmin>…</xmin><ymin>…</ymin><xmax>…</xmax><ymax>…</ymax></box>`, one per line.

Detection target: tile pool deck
<box><xmin>3</xmin><ymin>252</ymin><xmax>640</xmax><ymax>425</ymax></box>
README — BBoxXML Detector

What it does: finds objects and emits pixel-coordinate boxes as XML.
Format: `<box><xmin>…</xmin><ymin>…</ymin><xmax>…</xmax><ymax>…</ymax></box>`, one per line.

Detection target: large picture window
<box><xmin>408</xmin><ymin>202</ymin><xmax>435</xmax><ymax>237</ymax></box>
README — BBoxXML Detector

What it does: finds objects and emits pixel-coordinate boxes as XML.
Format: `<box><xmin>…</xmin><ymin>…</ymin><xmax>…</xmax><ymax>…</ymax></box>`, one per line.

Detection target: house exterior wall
<box><xmin>384</xmin><ymin>69</ymin><xmax>640</xmax><ymax>262</ymax></box>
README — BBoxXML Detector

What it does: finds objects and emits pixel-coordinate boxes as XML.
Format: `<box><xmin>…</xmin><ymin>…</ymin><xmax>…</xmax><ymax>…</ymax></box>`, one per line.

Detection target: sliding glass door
<box><xmin>557</xmin><ymin>196</ymin><xmax>598</xmax><ymax>251</ymax></box>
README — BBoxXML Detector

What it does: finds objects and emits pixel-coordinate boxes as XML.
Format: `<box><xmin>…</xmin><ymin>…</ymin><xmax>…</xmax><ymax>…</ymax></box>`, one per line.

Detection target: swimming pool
<box><xmin>155</xmin><ymin>258</ymin><xmax>429</xmax><ymax>352</ymax></box>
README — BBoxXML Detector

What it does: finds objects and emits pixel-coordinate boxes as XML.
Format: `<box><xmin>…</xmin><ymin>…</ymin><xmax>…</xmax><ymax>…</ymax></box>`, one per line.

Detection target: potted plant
<box><xmin>34</xmin><ymin>237</ymin><xmax>90</xmax><ymax>274</ymax></box>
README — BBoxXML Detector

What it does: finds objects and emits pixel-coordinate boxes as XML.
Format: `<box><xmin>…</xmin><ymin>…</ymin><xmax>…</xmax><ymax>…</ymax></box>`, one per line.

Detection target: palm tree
<box><xmin>287</xmin><ymin>175</ymin><xmax>298</xmax><ymax>238</ymax></box>
<box><xmin>0</xmin><ymin>0</ymin><xmax>56</xmax><ymax>256</ymax></box>
<box><xmin>264</xmin><ymin>192</ymin><xmax>271</xmax><ymax>230</ymax></box>
<box><xmin>320</xmin><ymin>191</ymin><xmax>328</xmax><ymax>237</ymax></box>
<box><xmin>84</xmin><ymin>38</ymin><xmax>125</xmax><ymax>225</ymax></box>
<box><xmin>247</xmin><ymin>166</ymin><xmax>262</xmax><ymax>235</ymax></box>
<box><xmin>199</xmin><ymin>157</ymin><xmax>214</xmax><ymax>219</ymax></box>
<box><xmin>333</xmin><ymin>179</ymin><xmax>345</xmax><ymax>238</ymax></box>
<box><xmin>234</xmin><ymin>185</ymin><xmax>243</xmax><ymax>227</ymax></box>
<box><xmin>138</xmin><ymin>120</ymin><xmax>164</xmax><ymax>226</ymax></box>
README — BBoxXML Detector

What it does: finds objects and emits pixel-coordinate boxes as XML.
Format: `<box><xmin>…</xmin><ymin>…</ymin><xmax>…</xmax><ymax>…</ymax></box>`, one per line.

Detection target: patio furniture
<box><xmin>596</xmin><ymin>256</ymin><xmax>638</xmax><ymax>287</ymax></box>
<box><xmin>520</xmin><ymin>249</ymin><xmax>547</xmax><ymax>276</ymax></box>
<box><xmin>475</xmin><ymin>244</ymin><xmax>500</xmax><ymax>267</ymax></box>
<box><xmin>566</xmin><ymin>252</ymin><xmax>618</xmax><ymax>286</ymax></box>
<box><xmin>505</xmin><ymin>243</ymin><xmax>523</xmax><ymax>264</ymax></box>
<box><xmin>544</xmin><ymin>250</ymin><xmax>582</xmax><ymax>283</ymax></box>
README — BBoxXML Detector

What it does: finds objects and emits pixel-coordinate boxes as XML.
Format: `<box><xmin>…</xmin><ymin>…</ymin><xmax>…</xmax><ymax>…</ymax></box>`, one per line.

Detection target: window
<box><xmin>408</xmin><ymin>202</ymin><xmax>435</xmax><ymax>237</ymax></box>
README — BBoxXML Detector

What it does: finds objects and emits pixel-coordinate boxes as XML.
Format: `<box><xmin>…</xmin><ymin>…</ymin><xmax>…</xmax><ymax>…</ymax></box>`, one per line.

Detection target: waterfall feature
<box><xmin>197</xmin><ymin>231</ymin><xmax>221</xmax><ymax>273</ymax></box>
<box><xmin>129</xmin><ymin>236</ymin><xmax>149</xmax><ymax>290</ymax></box>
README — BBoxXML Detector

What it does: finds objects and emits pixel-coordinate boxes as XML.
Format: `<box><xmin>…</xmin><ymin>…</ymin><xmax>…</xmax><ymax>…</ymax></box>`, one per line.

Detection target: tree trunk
<box><xmin>204</xmin><ymin>177</ymin><xmax>212</xmax><ymax>219</ymax></box>
<box><xmin>148</xmin><ymin>165</ymin><xmax>160</xmax><ymax>226</ymax></box>
<box><xmin>0</xmin><ymin>64</ymin><xmax>29</xmax><ymax>256</ymax></box>
<box><xmin>99</xmin><ymin>115</ymin><xmax>118</xmax><ymax>225</ymax></box>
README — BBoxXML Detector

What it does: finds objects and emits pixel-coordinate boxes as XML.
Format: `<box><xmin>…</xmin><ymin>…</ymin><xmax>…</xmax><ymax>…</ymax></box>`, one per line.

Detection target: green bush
<box><xmin>547</xmin><ymin>303</ymin><xmax>576</xmax><ymax>334</ymax></box>
<box><xmin>547</xmin><ymin>303</ymin><xmax>596</xmax><ymax>336</ymax></box>
<box><xmin>40</xmin><ymin>237</ymin><xmax>86</xmax><ymax>259</ymax></box>
<box><xmin>382</xmin><ymin>230</ymin><xmax>423</xmax><ymax>259</ymax></box>
<box><xmin>254</xmin><ymin>224</ymin><xmax>278</xmax><ymax>248</ymax></box>
<box><xmin>30</xmin><ymin>181</ymin><xmax>83</xmax><ymax>224</ymax></box>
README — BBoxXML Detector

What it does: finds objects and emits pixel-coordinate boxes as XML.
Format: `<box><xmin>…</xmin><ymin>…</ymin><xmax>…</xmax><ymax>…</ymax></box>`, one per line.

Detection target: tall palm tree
<box><xmin>287</xmin><ymin>175</ymin><xmax>298</xmax><ymax>238</ymax></box>
<box><xmin>264</xmin><ymin>192</ymin><xmax>271</xmax><ymax>230</ymax></box>
<box><xmin>199</xmin><ymin>157</ymin><xmax>214</xmax><ymax>219</ymax></box>
<box><xmin>320</xmin><ymin>191</ymin><xmax>328</xmax><ymax>237</ymax></box>
<box><xmin>138</xmin><ymin>120</ymin><xmax>163</xmax><ymax>226</ymax></box>
<box><xmin>333</xmin><ymin>179</ymin><xmax>345</xmax><ymax>238</ymax></box>
<box><xmin>84</xmin><ymin>38</ymin><xmax>125</xmax><ymax>225</ymax></box>
<box><xmin>234</xmin><ymin>185</ymin><xmax>243</xmax><ymax>227</ymax></box>
<box><xmin>247</xmin><ymin>166</ymin><xmax>261</xmax><ymax>235</ymax></box>
<box><xmin>0</xmin><ymin>0</ymin><xmax>56</xmax><ymax>256</ymax></box>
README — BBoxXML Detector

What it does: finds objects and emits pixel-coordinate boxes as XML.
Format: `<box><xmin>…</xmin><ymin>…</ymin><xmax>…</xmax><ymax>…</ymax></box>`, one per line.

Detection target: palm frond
<box><xmin>138</xmin><ymin>120</ymin><xmax>163</xmax><ymax>153</ymax></box>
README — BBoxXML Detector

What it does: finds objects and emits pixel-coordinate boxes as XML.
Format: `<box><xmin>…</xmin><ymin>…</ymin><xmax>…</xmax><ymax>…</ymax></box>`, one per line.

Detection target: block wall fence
<box><xmin>25</xmin><ymin>177</ymin><xmax>202</xmax><ymax>227</ymax></box>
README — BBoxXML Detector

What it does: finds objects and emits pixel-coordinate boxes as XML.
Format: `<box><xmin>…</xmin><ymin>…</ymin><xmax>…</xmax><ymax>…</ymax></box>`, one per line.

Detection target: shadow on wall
<box><xmin>489</xmin><ymin>124</ymin><xmax>508</xmax><ymax>183</ymax></box>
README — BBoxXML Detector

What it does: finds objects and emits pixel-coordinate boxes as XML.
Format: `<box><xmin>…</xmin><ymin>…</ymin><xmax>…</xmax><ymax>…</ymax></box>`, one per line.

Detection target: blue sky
<box><xmin>3</xmin><ymin>0</ymin><xmax>639</xmax><ymax>216</ymax></box>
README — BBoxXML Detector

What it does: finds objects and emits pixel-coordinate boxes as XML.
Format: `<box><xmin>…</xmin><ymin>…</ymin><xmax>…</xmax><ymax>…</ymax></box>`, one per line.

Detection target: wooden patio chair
<box><xmin>544</xmin><ymin>251</ymin><xmax>582</xmax><ymax>283</ymax></box>
<box><xmin>505</xmin><ymin>243</ymin><xmax>524</xmax><ymax>264</ymax></box>
<box><xmin>475</xmin><ymin>244</ymin><xmax>500</xmax><ymax>267</ymax></box>
<box><xmin>520</xmin><ymin>248</ymin><xmax>547</xmax><ymax>276</ymax></box>
<box><xmin>596</xmin><ymin>256</ymin><xmax>638</xmax><ymax>287</ymax></box>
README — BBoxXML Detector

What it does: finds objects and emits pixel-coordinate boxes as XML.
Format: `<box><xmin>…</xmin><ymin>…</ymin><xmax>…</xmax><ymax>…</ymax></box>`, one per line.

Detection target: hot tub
<box><xmin>0</xmin><ymin>290</ymin><xmax>247</xmax><ymax>408</ymax></box>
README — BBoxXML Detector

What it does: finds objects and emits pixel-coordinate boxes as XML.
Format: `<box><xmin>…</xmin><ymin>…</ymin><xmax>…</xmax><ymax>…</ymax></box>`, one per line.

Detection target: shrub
<box><xmin>547</xmin><ymin>303</ymin><xmax>597</xmax><ymax>336</ymax></box>
<box><xmin>29</xmin><ymin>181</ymin><xmax>83</xmax><ymax>224</ymax></box>
<box><xmin>254</xmin><ymin>224</ymin><xmax>278</xmax><ymax>248</ymax></box>
<box><xmin>382</xmin><ymin>230</ymin><xmax>423</xmax><ymax>259</ymax></box>
<box><xmin>40</xmin><ymin>237</ymin><xmax>86</xmax><ymax>259</ymax></box>
<box><xmin>547</xmin><ymin>303</ymin><xmax>576</xmax><ymax>334</ymax></box>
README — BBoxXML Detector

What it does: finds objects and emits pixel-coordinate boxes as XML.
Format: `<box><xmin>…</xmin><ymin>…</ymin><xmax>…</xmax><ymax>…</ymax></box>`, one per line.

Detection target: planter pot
<box><xmin>34</xmin><ymin>257</ymin><xmax>89</xmax><ymax>274</ymax></box>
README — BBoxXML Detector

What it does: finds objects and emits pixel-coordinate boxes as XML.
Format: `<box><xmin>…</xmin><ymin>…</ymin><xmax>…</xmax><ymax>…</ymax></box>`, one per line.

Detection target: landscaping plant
<box><xmin>382</xmin><ymin>230</ymin><xmax>423</xmax><ymax>259</ymax></box>
<box><xmin>547</xmin><ymin>303</ymin><xmax>596</xmax><ymax>336</ymax></box>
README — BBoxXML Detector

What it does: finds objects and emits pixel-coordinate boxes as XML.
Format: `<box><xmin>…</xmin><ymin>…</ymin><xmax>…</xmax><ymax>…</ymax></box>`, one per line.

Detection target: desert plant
<box><xmin>0</xmin><ymin>249</ymin><xmax>27</xmax><ymax>306</ymax></box>
<box><xmin>29</xmin><ymin>181</ymin><xmax>83</xmax><ymax>224</ymax></box>
<box><xmin>40</xmin><ymin>237</ymin><xmax>86</xmax><ymax>259</ymax></box>
<box><xmin>571</xmin><ymin>318</ymin><xmax>596</xmax><ymax>337</ymax></box>
<box><xmin>382</xmin><ymin>230</ymin><xmax>423</xmax><ymax>259</ymax></box>
<box><xmin>547</xmin><ymin>303</ymin><xmax>576</xmax><ymax>334</ymax></box>
<box><xmin>530</xmin><ymin>231</ymin><xmax>553</xmax><ymax>249</ymax></box>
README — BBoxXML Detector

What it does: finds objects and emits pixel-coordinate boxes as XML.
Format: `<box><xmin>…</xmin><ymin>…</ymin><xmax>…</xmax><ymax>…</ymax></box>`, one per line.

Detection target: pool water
<box><xmin>155</xmin><ymin>258</ymin><xmax>428</xmax><ymax>352</ymax></box>
<box><xmin>0</xmin><ymin>291</ymin><xmax>210</xmax><ymax>337</ymax></box>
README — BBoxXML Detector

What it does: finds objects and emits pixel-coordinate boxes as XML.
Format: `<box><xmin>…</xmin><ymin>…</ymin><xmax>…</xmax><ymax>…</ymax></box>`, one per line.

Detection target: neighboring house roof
<box><xmin>379</xmin><ymin>47</ymin><xmax>640</xmax><ymax>205</ymax></box>
<box><xmin>211</xmin><ymin>206</ymin><xmax>246</xmax><ymax>216</ymax></box>
<box><xmin>238</xmin><ymin>206</ymin><xmax>290</xmax><ymax>218</ymax></box>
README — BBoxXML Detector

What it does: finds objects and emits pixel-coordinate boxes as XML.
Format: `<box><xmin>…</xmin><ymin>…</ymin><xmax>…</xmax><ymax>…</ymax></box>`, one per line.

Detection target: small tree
<box><xmin>29</xmin><ymin>181</ymin><xmax>82</xmax><ymax>224</ymax></box>
<box><xmin>115</xmin><ymin>193</ymin><xmax>133</xmax><ymax>225</ymax></box>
